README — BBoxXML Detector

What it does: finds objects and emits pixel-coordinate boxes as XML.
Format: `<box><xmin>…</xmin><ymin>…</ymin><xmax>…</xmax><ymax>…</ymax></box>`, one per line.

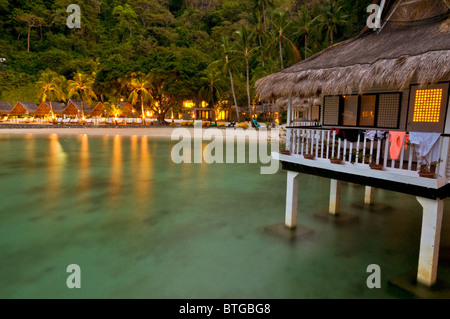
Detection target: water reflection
<box><xmin>110</xmin><ymin>135</ymin><xmax>122</xmax><ymax>199</ymax></box>
<box><xmin>46</xmin><ymin>134</ymin><xmax>66</xmax><ymax>201</ymax></box>
<box><xmin>78</xmin><ymin>134</ymin><xmax>90</xmax><ymax>192</ymax></box>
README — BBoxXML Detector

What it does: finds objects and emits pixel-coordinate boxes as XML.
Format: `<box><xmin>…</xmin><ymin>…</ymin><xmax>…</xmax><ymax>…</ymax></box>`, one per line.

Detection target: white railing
<box><xmin>286</xmin><ymin>128</ymin><xmax>447</xmax><ymax>178</ymax></box>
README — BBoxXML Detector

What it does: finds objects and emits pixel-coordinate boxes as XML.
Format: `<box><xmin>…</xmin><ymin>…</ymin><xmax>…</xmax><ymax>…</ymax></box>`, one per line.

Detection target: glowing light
<box><xmin>413</xmin><ymin>89</ymin><xmax>443</xmax><ymax>123</ymax></box>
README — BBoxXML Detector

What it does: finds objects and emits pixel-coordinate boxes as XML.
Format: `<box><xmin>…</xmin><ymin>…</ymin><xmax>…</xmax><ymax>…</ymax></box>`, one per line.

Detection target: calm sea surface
<box><xmin>1</xmin><ymin>133</ymin><xmax>449</xmax><ymax>298</ymax></box>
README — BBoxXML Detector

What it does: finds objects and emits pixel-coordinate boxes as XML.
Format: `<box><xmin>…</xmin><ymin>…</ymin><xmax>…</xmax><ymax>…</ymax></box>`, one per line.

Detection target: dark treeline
<box><xmin>0</xmin><ymin>0</ymin><xmax>372</xmax><ymax>122</ymax></box>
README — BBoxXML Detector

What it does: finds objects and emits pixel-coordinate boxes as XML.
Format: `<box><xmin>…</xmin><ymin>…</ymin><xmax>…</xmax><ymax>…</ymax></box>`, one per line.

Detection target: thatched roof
<box><xmin>10</xmin><ymin>101</ymin><xmax>38</xmax><ymax>115</ymax></box>
<box><xmin>255</xmin><ymin>0</ymin><xmax>450</xmax><ymax>101</ymax></box>
<box><xmin>119</xmin><ymin>101</ymin><xmax>134</xmax><ymax>111</ymax></box>
<box><xmin>91</xmin><ymin>102</ymin><xmax>105</xmax><ymax>117</ymax></box>
<box><xmin>35</xmin><ymin>101</ymin><xmax>66</xmax><ymax>115</ymax></box>
<box><xmin>63</xmin><ymin>100</ymin><xmax>92</xmax><ymax>115</ymax></box>
<box><xmin>0</xmin><ymin>101</ymin><xmax>12</xmax><ymax>114</ymax></box>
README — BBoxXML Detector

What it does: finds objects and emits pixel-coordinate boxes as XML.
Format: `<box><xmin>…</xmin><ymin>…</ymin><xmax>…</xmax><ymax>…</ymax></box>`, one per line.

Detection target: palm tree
<box><xmin>128</xmin><ymin>72</ymin><xmax>153</xmax><ymax>125</ymax></box>
<box><xmin>294</xmin><ymin>6</ymin><xmax>314</xmax><ymax>59</ymax></box>
<box><xmin>271</xmin><ymin>11</ymin><xmax>301</xmax><ymax>70</ymax></box>
<box><xmin>37</xmin><ymin>70</ymin><xmax>66</xmax><ymax>121</ymax></box>
<box><xmin>249</xmin><ymin>11</ymin><xmax>268</xmax><ymax>67</ymax></box>
<box><xmin>230</xmin><ymin>26</ymin><xmax>259</xmax><ymax>121</ymax></box>
<box><xmin>313</xmin><ymin>0</ymin><xmax>349</xmax><ymax>45</ymax></box>
<box><xmin>67</xmin><ymin>72</ymin><xmax>97</xmax><ymax>121</ymax></box>
<box><xmin>219</xmin><ymin>36</ymin><xmax>240</xmax><ymax>122</ymax></box>
<box><xmin>199</xmin><ymin>65</ymin><xmax>224</xmax><ymax>120</ymax></box>
<box><xmin>103</xmin><ymin>102</ymin><xmax>123</xmax><ymax>125</ymax></box>
<box><xmin>253</xmin><ymin>0</ymin><xmax>274</xmax><ymax>31</ymax></box>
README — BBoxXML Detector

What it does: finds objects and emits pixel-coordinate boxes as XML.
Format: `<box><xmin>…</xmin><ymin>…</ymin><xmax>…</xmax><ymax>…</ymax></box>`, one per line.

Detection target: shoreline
<box><xmin>0</xmin><ymin>125</ymin><xmax>283</xmax><ymax>142</ymax></box>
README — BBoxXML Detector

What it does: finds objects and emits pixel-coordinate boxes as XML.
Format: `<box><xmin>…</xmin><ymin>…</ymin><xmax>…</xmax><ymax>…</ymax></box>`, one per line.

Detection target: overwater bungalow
<box><xmin>256</xmin><ymin>0</ymin><xmax>450</xmax><ymax>291</ymax></box>
<box><xmin>63</xmin><ymin>100</ymin><xmax>92</xmax><ymax>117</ymax></box>
<box><xmin>35</xmin><ymin>101</ymin><xmax>65</xmax><ymax>117</ymax></box>
<box><xmin>0</xmin><ymin>101</ymin><xmax>13</xmax><ymax>115</ymax></box>
<box><xmin>10</xmin><ymin>101</ymin><xmax>38</xmax><ymax>116</ymax></box>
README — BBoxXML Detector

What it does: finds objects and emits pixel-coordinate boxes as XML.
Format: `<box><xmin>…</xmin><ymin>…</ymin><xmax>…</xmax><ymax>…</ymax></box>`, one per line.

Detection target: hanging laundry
<box><xmin>365</xmin><ymin>130</ymin><xmax>387</xmax><ymax>141</ymax></box>
<box><xmin>389</xmin><ymin>131</ymin><xmax>408</xmax><ymax>160</ymax></box>
<box><xmin>408</xmin><ymin>132</ymin><xmax>441</xmax><ymax>164</ymax></box>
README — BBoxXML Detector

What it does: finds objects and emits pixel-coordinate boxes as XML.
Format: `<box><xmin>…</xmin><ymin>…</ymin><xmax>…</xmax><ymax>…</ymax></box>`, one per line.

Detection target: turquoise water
<box><xmin>1</xmin><ymin>133</ymin><xmax>449</xmax><ymax>299</ymax></box>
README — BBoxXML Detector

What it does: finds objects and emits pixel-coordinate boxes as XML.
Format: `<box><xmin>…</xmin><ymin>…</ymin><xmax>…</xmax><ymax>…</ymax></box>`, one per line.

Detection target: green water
<box><xmin>1</xmin><ymin>133</ymin><xmax>449</xmax><ymax>299</ymax></box>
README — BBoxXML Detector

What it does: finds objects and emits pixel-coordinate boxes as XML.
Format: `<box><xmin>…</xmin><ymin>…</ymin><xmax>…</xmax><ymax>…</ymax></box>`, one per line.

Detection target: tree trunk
<box><xmin>80</xmin><ymin>100</ymin><xmax>85</xmax><ymax>122</ymax></box>
<box><xmin>245</xmin><ymin>56</ymin><xmax>253</xmax><ymax>122</ymax></box>
<box><xmin>258</xmin><ymin>33</ymin><xmax>264</xmax><ymax>67</ymax></box>
<box><xmin>50</xmin><ymin>101</ymin><xmax>54</xmax><ymax>121</ymax></box>
<box><xmin>304</xmin><ymin>34</ymin><xmax>308</xmax><ymax>58</ymax></box>
<box><xmin>27</xmin><ymin>25</ymin><xmax>31</xmax><ymax>52</ymax></box>
<box><xmin>141</xmin><ymin>96</ymin><xmax>145</xmax><ymax>126</ymax></box>
<box><xmin>279</xmin><ymin>35</ymin><xmax>284</xmax><ymax>70</ymax></box>
<box><xmin>228</xmin><ymin>68</ymin><xmax>240</xmax><ymax>122</ymax></box>
<box><xmin>157</xmin><ymin>112</ymin><xmax>166</xmax><ymax>125</ymax></box>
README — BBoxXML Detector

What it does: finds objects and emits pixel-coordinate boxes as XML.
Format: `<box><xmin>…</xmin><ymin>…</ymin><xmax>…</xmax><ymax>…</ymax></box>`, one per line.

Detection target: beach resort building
<box><xmin>35</xmin><ymin>101</ymin><xmax>66</xmax><ymax>117</ymax></box>
<box><xmin>63</xmin><ymin>100</ymin><xmax>92</xmax><ymax>117</ymax></box>
<box><xmin>10</xmin><ymin>101</ymin><xmax>38</xmax><ymax>116</ymax></box>
<box><xmin>256</xmin><ymin>0</ymin><xmax>450</xmax><ymax>290</ymax></box>
<box><xmin>0</xmin><ymin>101</ymin><xmax>12</xmax><ymax>116</ymax></box>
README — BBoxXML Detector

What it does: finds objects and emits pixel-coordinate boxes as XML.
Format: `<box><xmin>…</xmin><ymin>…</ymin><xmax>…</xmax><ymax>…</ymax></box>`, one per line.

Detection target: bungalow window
<box><xmin>407</xmin><ymin>83</ymin><xmax>449</xmax><ymax>133</ymax></box>
<box><xmin>342</xmin><ymin>95</ymin><xmax>358</xmax><ymax>126</ymax></box>
<box><xmin>323</xmin><ymin>93</ymin><xmax>401</xmax><ymax>128</ymax></box>
<box><xmin>359</xmin><ymin>95</ymin><xmax>376</xmax><ymax>126</ymax></box>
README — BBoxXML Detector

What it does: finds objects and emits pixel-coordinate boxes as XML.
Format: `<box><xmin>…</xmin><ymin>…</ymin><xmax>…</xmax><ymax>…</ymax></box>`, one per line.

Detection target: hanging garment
<box><xmin>389</xmin><ymin>131</ymin><xmax>407</xmax><ymax>160</ymax></box>
<box><xmin>408</xmin><ymin>132</ymin><xmax>441</xmax><ymax>163</ymax></box>
<box><xmin>365</xmin><ymin>130</ymin><xmax>387</xmax><ymax>141</ymax></box>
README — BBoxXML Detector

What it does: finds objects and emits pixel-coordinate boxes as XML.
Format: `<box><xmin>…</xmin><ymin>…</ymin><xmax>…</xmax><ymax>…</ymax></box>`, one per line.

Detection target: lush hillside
<box><xmin>0</xmin><ymin>0</ymin><xmax>373</xmax><ymax>120</ymax></box>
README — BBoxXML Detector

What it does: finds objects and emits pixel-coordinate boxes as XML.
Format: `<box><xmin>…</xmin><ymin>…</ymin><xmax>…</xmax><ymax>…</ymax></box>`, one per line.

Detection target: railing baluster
<box><xmin>300</xmin><ymin>130</ymin><xmax>304</xmax><ymax>155</ymax></box>
<box><xmin>384</xmin><ymin>134</ymin><xmax>389</xmax><ymax>168</ymax></box>
<box><xmin>356</xmin><ymin>135</ymin><xmax>360</xmax><ymax>164</ymax></box>
<box><xmin>363</xmin><ymin>134</ymin><xmax>367</xmax><ymax>164</ymax></box>
<box><xmin>408</xmin><ymin>143</ymin><xmax>413</xmax><ymax>171</ymax></box>
<box><xmin>399</xmin><ymin>135</ymin><xmax>406</xmax><ymax>170</ymax></box>
<box><xmin>321</xmin><ymin>130</ymin><xmax>324</xmax><ymax>158</ymax></box>
<box><xmin>337</xmin><ymin>138</ymin><xmax>341</xmax><ymax>160</ymax></box>
<box><xmin>343</xmin><ymin>139</ymin><xmax>347</xmax><ymax>162</ymax></box>
<box><xmin>315</xmin><ymin>130</ymin><xmax>319</xmax><ymax>157</ymax></box>
<box><xmin>376</xmin><ymin>139</ymin><xmax>381</xmax><ymax>165</ymax></box>
<box><xmin>326</xmin><ymin>131</ymin><xmax>330</xmax><ymax>160</ymax></box>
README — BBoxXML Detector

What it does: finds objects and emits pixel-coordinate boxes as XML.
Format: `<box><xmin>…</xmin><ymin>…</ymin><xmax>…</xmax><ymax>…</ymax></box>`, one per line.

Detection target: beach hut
<box><xmin>256</xmin><ymin>0</ymin><xmax>450</xmax><ymax>291</ymax></box>
<box><xmin>90</xmin><ymin>102</ymin><xmax>105</xmax><ymax>117</ymax></box>
<box><xmin>0</xmin><ymin>101</ymin><xmax>13</xmax><ymax>115</ymax></box>
<box><xmin>119</xmin><ymin>101</ymin><xmax>134</xmax><ymax>112</ymax></box>
<box><xmin>10</xmin><ymin>101</ymin><xmax>38</xmax><ymax>116</ymax></box>
<box><xmin>35</xmin><ymin>101</ymin><xmax>65</xmax><ymax>117</ymax></box>
<box><xmin>63</xmin><ymin>100</ymin><xmax>92</xmax><ymax>116</ymax></box>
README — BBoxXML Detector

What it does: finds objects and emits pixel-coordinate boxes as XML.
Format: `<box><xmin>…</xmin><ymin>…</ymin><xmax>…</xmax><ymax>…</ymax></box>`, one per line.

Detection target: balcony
<box><xmin>275</xmin><ymin>128</ymin><xmax>450</xmax><ymax>191</ymax></box>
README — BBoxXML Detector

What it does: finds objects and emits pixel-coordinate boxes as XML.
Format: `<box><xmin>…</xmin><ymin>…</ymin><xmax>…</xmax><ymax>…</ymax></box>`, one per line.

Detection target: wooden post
<box><xmin>416</xmin><ymin>196</ymin><xmax>444</xmax><ymax>287</ymax></box>
<box><xmin>286</xmin><ymin>94</ymin><xmax>292</xmax><ymax>151</ymax></box>
<box><xmin>285</xmin><ymin>171</ymin><xmax>300</xmax><ymax>229</ymax></box>
<box><xmin>329</xmin><ymin>179</ymin><xmax>341</xmax><ymax>215</ymax></box>
<box><xmin>364</xmin><ymin>186</ymin><xmax>375</xmax><ymax>206</ymax></box>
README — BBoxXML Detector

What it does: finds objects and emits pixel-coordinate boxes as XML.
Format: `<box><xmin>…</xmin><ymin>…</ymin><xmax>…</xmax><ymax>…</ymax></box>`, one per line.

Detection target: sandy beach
<box><xmin>0</xmin><ymin>125</ymin><xmax>284</xmax><ymax>143</ymax></box>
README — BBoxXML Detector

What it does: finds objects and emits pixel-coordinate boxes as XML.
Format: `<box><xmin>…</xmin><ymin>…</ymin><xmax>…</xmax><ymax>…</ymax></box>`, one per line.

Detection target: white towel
<box><xmin>408</xmin><ymin>132</ymin><xmax>441</xmax><ymax>163</ymax></box>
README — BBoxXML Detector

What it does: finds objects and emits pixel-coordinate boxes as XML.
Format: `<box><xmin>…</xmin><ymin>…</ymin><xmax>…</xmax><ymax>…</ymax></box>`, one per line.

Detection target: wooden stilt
<box><xmin>416</xmin><ymin>196</ymin><xmax>444</xmax><ymax>287</ymax></box>
<box><xmin>329</xmin><ymin>179</ymin><xmax>341</xmax><ymax>215</ymax></box>
<box><xmin>364</xmin><ymin>186</ymin><xmax>375</xmax><ymax>206</ymax></box>
<box><xmin>285</xmin><ymin>171</ymin><xmax>300</xmax><ymax>229</ymax></box>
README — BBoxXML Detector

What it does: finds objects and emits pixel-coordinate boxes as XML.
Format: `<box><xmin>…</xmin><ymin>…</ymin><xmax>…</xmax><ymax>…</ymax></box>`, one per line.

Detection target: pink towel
<box><xmin>389</xmin><ymin>131</ymin><xmax>407</xmax><ymax>160</ymax></box>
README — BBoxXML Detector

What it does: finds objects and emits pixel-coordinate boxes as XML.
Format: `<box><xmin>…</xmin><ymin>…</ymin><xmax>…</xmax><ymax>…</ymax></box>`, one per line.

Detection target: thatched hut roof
<box><xmin>0</xmin><ymin>101</ymin><xmax>13</xmax><ymax>114</ymax></box>
<box><xmin>91</xmin><ymin>102</ymin><xmax>105</xmax><ymax>117</ymax></box>
<box><xmin>10</xmin><ymin>101</ymin><xmax>38</xmax><ymax>115</ymax></box>
<box><xmin>35</xmin><ymin>101</ymin><xmax>65</xmax><ymax>116</ymax></box>
<box><xmin>119</xmin><ymin>101</ymin><xmax>134</xmax><ymax>111</ymax></box>
<box><xmin>255</xmin><ymin>0</ymin><xmax>450</xmax><ymax>101</ymax></box>
<box><xmin>63</xmin><ymin>100</ymin><xmax>92</xmax><ymax>115</ymax></box>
